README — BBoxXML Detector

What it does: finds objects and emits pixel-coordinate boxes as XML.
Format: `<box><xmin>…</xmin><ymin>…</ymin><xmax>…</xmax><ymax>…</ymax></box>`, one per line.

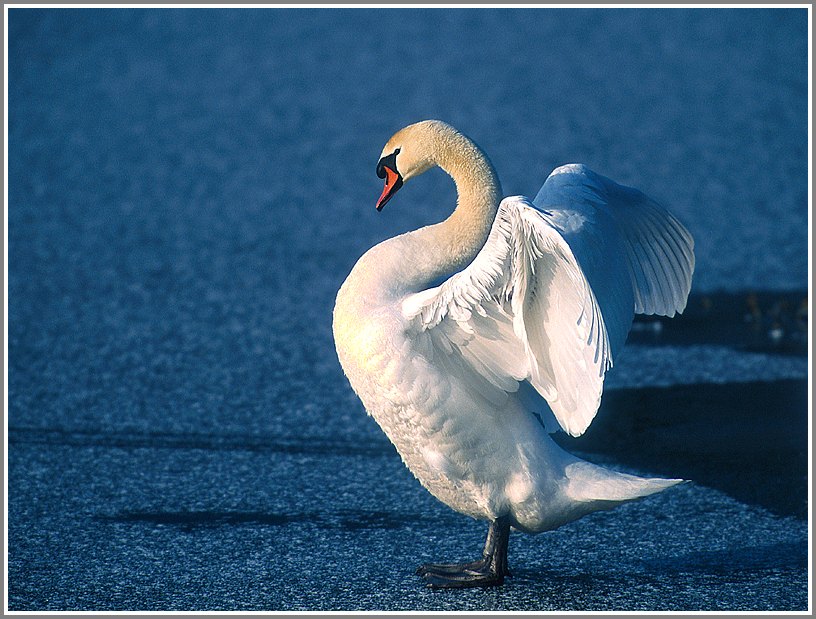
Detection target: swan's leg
<box><xmin>417</xmin><ymin>515</ymin><xmax>511</xmax><ymax>588</ymax></box>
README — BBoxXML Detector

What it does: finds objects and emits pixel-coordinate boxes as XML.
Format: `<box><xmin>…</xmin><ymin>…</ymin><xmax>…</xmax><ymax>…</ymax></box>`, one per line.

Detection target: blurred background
<box><xmin>7</xmin><ymin>7</ymin><xmax>809</xmax><ymax>611</ymax></box>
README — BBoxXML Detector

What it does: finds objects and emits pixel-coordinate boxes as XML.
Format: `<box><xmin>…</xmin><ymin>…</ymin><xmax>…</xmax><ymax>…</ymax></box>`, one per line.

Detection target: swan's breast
<box><xmin>332</xmin><ymin>238</ymin><xmax>438</xmax><ymax>399</ymax></box>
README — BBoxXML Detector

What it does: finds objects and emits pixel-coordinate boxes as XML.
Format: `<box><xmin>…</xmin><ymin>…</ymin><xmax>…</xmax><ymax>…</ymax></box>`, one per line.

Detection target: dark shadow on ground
<box><xmin>96</xmin><ymin>509</ymin><xmax>429</xmax><ymax>532</ymax></box>
<box><xmin>629</xmin><ymin>290</ymin><xmax>808</xmax><ymax>356</ymax></box>
<box><xmin>557</xmin><ymin>378</ymin><xmax>808</xmax><ymax>520</ymax></box>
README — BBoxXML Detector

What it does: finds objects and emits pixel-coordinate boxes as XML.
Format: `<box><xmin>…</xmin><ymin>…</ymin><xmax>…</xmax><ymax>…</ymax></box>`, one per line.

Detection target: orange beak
<box><xmin>376</xmin><ymin>166</ymin><xmax>403</xmax><ymax>211</ymax></box>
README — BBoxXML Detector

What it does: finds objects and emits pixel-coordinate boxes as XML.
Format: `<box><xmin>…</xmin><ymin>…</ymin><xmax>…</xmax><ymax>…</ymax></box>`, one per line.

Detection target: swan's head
<box><xmin>375</xmin><ymin>120</ymin><xmax>453</xmax><ymax>211</ymax></box>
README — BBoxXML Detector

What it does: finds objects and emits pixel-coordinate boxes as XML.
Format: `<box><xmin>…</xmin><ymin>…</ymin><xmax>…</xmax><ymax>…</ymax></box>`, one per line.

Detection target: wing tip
<box><xmin>549</xmin><ymin>163</ymin><xmax>592</xmax><ymax>178</ymax></box>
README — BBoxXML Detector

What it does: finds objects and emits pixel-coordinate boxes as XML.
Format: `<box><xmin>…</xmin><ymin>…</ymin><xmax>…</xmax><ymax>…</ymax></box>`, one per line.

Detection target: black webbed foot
<box><xmin>416</xmin><ymin>557</ymin><xmax>490</xmax><ymax>576</ymax></box>
<box><xmin>417</xmin><ymin>515</ymin><xmax>511</xmax><ymax>589</ymax></box>
<box><xmin>418</xmin><ymin>559</ymin><xmax>507</xmax><ymax>588</ymax></box>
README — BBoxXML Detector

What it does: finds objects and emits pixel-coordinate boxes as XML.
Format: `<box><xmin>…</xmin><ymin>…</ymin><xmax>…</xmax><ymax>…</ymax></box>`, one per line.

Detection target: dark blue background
<box><xmin>7</xmin><ymin>8</ymin><xmax>809</xmax><ymax>611</ymax></box>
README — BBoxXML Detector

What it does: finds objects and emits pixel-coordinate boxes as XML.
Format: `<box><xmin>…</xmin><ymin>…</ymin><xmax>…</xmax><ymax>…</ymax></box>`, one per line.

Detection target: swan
<box><xmin>332</xmin><ymin>120</ymin><xmax>694</xmax><ymax>588</ymax></box>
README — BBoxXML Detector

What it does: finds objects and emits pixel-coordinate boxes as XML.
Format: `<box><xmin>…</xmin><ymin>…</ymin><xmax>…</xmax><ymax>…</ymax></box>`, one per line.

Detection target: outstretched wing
<box><xmin>403</xmin><ymin>166</ymin><xmax>694</xmax><ymax>437</ymax></box>
<box><xmin>535</xmin><ymin>164</ymin><xmax>695</xmax><ymax>320</ymax></box>
<box><xmin>403</xmin><ymin>196</ymin><xmax>612</xmax><ymax>437</ymax></box>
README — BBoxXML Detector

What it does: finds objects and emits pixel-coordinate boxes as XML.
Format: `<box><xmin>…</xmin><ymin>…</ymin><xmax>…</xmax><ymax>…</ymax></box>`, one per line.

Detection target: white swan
<box><xmin>333</xmin><ymin>120</ymin><xmax>695</xmax><ymax>588</ymax></box>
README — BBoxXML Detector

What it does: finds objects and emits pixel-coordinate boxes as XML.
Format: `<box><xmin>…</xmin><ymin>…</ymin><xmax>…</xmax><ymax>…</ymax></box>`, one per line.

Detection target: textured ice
<box><xmin>8</xmin><ymin>9</ymin><xmax>809</xmax><ymax>296</ymax></box>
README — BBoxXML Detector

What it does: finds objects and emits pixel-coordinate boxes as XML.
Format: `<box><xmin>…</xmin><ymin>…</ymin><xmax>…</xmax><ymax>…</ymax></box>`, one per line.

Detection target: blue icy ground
<box><xmin>7</xmin><ymin>8</ymin><xmax>810</xmax><ymax>612</ymax></box>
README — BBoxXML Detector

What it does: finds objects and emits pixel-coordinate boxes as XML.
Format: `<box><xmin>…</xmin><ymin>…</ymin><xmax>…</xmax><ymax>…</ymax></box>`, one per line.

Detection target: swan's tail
<box><xmin>564</xmin><ymin>460</ymin><xmax>685</xmax><ymax>506</ymax></box>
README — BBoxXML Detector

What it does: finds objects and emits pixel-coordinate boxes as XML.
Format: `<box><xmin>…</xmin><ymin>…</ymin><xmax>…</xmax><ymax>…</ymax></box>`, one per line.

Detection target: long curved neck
<box><xmin>410</xmin><ymin>130</ymin><xmax>502</xmax><ymax>284</ymax></box>
<box><xmin>339</xmin><ymin>126</ymin><xmax>502</xmax><ymax>309</ymax></box>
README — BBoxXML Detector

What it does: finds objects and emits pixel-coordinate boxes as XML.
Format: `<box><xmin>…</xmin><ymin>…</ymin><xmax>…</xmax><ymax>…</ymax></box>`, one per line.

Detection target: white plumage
<box><xmin>332</xmin><ymin>121</ymin><xmax>694</xmax><ymax>587</ymax></box>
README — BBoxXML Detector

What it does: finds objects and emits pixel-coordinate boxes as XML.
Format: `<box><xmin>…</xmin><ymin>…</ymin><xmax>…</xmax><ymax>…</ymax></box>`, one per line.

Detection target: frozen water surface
<box><xmin>7</xmin><ymin>8</ymin><xmax>810</xmax><ymax>612</ymax></box>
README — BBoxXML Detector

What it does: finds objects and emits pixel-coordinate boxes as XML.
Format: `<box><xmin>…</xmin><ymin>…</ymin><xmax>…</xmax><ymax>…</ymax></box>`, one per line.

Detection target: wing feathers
<box><xmin>401</xmin><ymin>165</ymin><xmax>694</xmax><ymax>438</ymax></box>
<box><xmin>403</xmin><ymin>197</ymin><xmax>611</xmax><ymax>436</ymax></box>
<box><xmin>535</xmin><ymin>164</ymin><xmax>694</xmax><ymax>319</ymax></box>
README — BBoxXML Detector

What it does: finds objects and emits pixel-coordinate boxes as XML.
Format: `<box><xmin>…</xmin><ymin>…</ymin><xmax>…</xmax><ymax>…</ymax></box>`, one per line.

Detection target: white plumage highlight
<box><xmin>333</xmin><ymin>121</ymin><xmax>692</xmax><ymax>535</ymax></box>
